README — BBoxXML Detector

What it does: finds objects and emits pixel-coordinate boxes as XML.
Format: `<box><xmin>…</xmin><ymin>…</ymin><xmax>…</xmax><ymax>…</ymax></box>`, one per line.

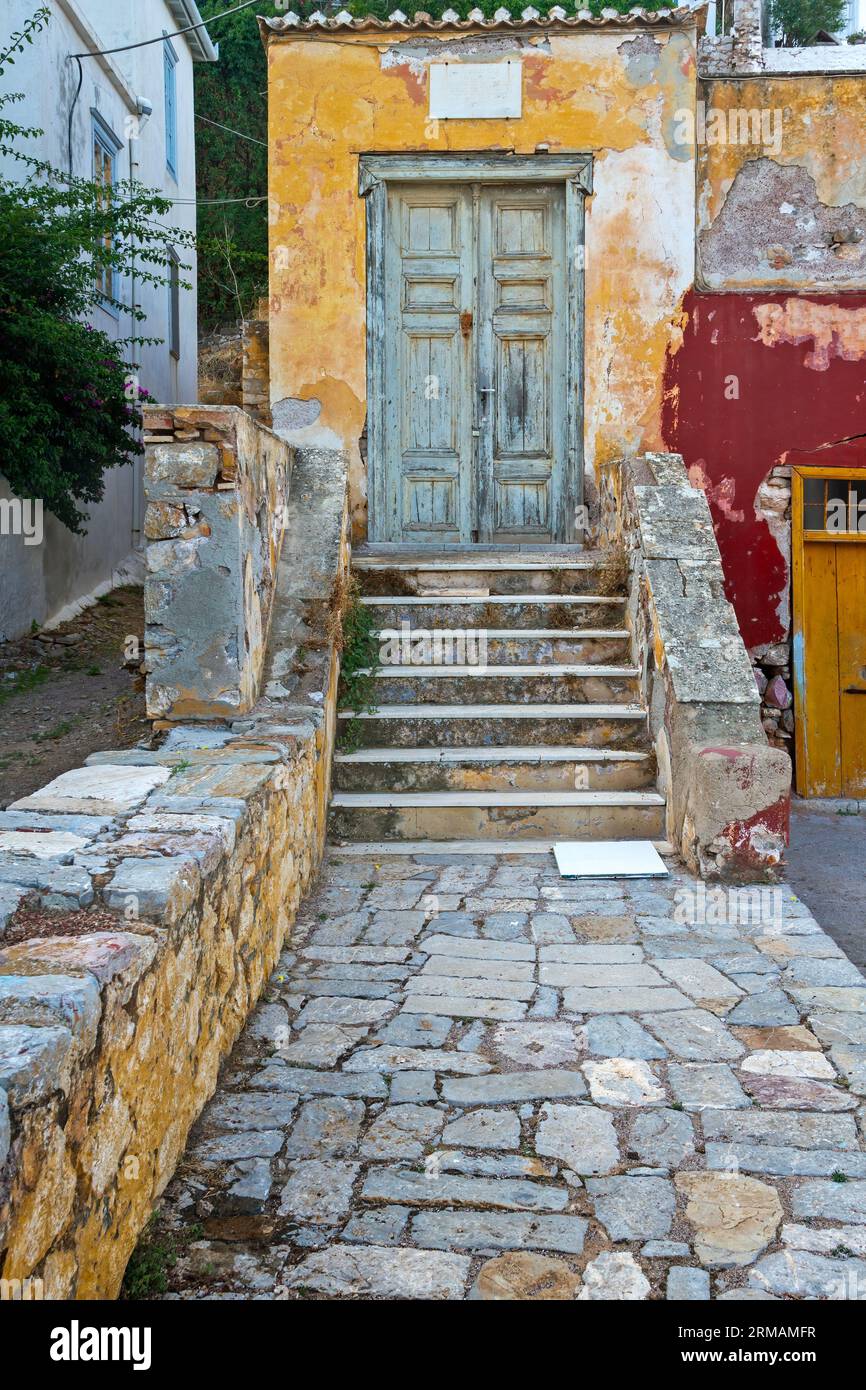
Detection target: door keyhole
<box><xmin>460</xmin><ymin>310</ymin><xmax>472</xmax><ymax>338</ymax></box>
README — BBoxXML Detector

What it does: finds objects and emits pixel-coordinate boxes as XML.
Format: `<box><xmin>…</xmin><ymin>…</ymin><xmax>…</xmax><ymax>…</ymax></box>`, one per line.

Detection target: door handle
<box><xmin>844</xmin><ymin>687</ymin><xmax>866</xmax><ymax>695</ymax></box>
<box><xmin>479</xmin><ymin>386</ymin><xmax>496</xmax><ymax>397</ymax></box>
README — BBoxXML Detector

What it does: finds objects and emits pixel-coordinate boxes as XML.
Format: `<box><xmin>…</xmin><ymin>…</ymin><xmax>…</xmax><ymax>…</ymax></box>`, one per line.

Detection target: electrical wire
<box><xmin>69</xmin><ymin>0</ymin><xmax>260</xmax><ymax>60</ymax></box>
<box><xmin>168</xmin><ymin>195</ymin><xmax>267</xmax><ymax>205</ymax></box>
<box><xmin>195</xmin><ymin>113</ymin><xmax>267</xmax><ymax>146</ymax></box>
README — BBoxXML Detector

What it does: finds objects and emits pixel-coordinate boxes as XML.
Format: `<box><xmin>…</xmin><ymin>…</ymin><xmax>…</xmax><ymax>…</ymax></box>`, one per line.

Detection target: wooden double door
<box><xmin>377</xmin><ymin>181</ymin><xmax>569</xmax><ymax>544</ymax></box>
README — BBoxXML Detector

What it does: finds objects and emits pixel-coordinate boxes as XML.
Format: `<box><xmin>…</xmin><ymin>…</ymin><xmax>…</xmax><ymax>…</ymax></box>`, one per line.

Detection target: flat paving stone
<box><xmin>468</xmin><ymin>1252</ymin><xmax>581</xmax><ymax>1299</ymax></box>
<box><xmin>667</xmin><ymin>1267</ymin><xmax>710</xmax><ymax>1300</ymax></box>
<box><xmin>640</xmin><ymin>1010</ymin><xmax>745</xmax><ymax>1062</ymax></box>
<box><xmin>193</xmin><ymin>1130</ymin><xmax>284</xmax><ymax>1163</ymax></box>
<box><xmin>418</xmin><ymin>956</ymin><xmax>534</xmax><ymax>982</ymax></box>
<box><xmin>360</xmin><ymin>1166</ymin><xmax>570</xmax><ymax>1213</ymax></box>
<box><xmin>706</xmin><ymin>1142</ymin><xmax>866</xmax><ymax>1178</ymax></box>
<box><xmin>374</xmin><ymin>1014</ymin><xmax>452</xmax><ymax>1048</ymax></box>
<box><xmin>422</xmin><ymin>934</ymin><xmax>535</xmax><ymax>962</ymax></box>
<box><xmin>342</xmin><ymin>1045</ymin><xmax>489</xmax><ymax>1074</ymax></box>
<box><xmin>782</xmin><ymin>1222</ymin><xmax>866</xmax><ymax>1257</ymax></box>
<box><xmin>482</xmin><ymin>913</ymin><xmax>529</xmax><ymax>941</ymax></box>
<box><xmin>583</xmin><ymin>1058</ymin><xmax>665</xmax><ymax>1106</ymax></box>
<box><xmin>402</xmin><ymin>995</ymin><xmax>527</xmax><ymax>1021</ymax></box>
<box><xmin>654</xmin><ymin>959</ymin><xmax>744</xmax><ymax>1012</ymax></box>
<box><xmin>285</xmin><ymin>1098</ymin><xmax>366</xmax><ymax>1158</ymax></box>
<box><xmin>577</xmin><ymin>1251</ymin><xmax>650</xmax><ymax>1301</ymax></box>
<box><xmin>251</xmin><ymin>1067</ymin><xmax>387</xmax><ymax>1098</ymax></box>
<box><xmin>441</xmin><ymin>1109</ymin><xmax>521</xmax><ymax>1150</ymax></box>
<box><xmin>413</xmin><ymin>1210</ymin><xmax>587</xmax><ymax>1256</ymax></box>
<box><xmin>530</xmin><ymin>913</ymin><xmax>575</xmax><ymax>945</ymax></box>
<box><xmin>294</xmin><ymin>998</ymin><xmax>394</xmax><ymax>1028</ymax></box>
<box><xmin>739</xmin><ymin>1074</ymin><xmax>856</xmax><ymax>1111</ymax></box>
<box><xmin>278</xmin><ymin>1161</ymin><xmax>360</xmax><ymax>1225</ymax></box>
<box><xmin>540</xmin><ymin>944</ymin><xmax>642</xmax><ymax>964</ymax></box>
<box><xmin>406</xmin><ymin>975</ymin><xmax>535</xmax><ymax>1002</ymax></box>
<box><xmin>587</xmin><ymin>1176</ymin><xmax>675</xmax><ymax>1240</ymax></box>
<box><xmin>563</xmin><ymin>986</ymin><xmax>691</xmax><ymax>1014</ymax></box>
<box><xmin>360</xmin><ymin>1105</ymin><xmax>444</xmax><ymax>1159</ymax></box>
<box><xmin>342</xmin><ymin>1206</ymin><xmax>411</xmax><ymax>1246</ymax></box>
<box><xmin>535</xmin><ymin>1102</ymin><xmax>619</xmax><ymax>1175</ymax></box>
<box><xmin>701</xmin><ymin>1108</ymin><xmax>859</xmax><ymax>1150</ymax></box>
<box><xmin>389</xmin><ymin>1071</ymin><xmax>437</xmax><ymax>1103</ymax></box>
<box><xmin>726</xmin><ymin>990</ymin><xmax>801</xmax><ymax>1026</ymax></box>
<box><xmin>675</xmin><ymin>1171</ymin><xmax>782</xmax><ymax>1267</ymax></box>
<box><xmin>583</xmin><ymin>1014</ymin><xmax>668</xmax><ymax>1059</ymax></box>
<box><xmin>748</xmin><ymin>1250</ymin><xmax>866</xmax><ymax>1300</ymax></box>
<box><xmin>442</xmin><ymin>1069</ymin><xmax>587</xmax><ymax>1106</ymax></box>
<box><xmin>540</xmin><ymin>962</ymin><xmax>666</xmax><ymax>989</ymax></box>
<box><xmin>277</xmin><ymin>1025</ymin><xmax>369</xmax><ymax>1068</ymax></box>
<box><xmin>284</xmin><ymin>1244</ymin><xmax>470</xmax><ymax>1299</ymax></box>
<box><xmin>492</xmin><ymin>1021</ymin><xmax>582</xmax><ymax>1069</ymax></box>
<box><xmin>629</xmin><ymin>1108</ymin><xmax>695</xmax><ymax>1166</ymax></box>
<box><xmin>203</xmin><ymin>1092</ymin><xmax>299</xmax><ymax>1133</ymax></box>
<box><xmin>792</xmin><ymin>1180</ymin><xmax>866</xmax><ymax>1224</ymax></box>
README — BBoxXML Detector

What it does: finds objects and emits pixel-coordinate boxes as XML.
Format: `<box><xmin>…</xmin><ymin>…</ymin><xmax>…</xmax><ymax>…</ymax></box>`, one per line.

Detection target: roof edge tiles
<box><xmin>258</xmin><ymin>7</ymin><xmax>703</xmax><ymax>38</ymax></box>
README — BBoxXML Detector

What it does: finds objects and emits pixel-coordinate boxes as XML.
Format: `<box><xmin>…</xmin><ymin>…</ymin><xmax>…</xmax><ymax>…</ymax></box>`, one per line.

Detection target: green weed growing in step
<box><xmin>336</xmin><ymin>575</ymin><xmax>380</xmax><ymax>750</ymax></box>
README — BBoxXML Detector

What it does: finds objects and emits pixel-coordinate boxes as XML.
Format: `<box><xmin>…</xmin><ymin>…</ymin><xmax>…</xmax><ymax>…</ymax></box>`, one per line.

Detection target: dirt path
<box><xmin>0</xmin><ymin>586</ymin><xmax>146</xmax><ymax>807</ymax></box>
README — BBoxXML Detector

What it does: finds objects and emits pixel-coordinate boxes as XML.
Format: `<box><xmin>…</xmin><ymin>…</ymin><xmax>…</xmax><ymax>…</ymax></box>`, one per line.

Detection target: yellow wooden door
<box><xmin>836</xmin><ymin>542</ymin><xmax>866</xmax><ymax>796</ymax></box>
<box><xmin>793</xmin><ymin>468</ymin><xmax>866</xmax><ymax>797</ymax></box>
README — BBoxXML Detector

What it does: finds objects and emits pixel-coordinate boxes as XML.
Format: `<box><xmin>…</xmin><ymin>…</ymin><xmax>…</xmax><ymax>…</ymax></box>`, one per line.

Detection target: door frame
<box><xmin>792</xmin><ymin>463</ymin><xmax>866</xmax><ymax>796</ymax></box>
<box><xmin>359</xmin><ymin>152</ymin><xmax>593</xmax><ymax>543</ymax></box>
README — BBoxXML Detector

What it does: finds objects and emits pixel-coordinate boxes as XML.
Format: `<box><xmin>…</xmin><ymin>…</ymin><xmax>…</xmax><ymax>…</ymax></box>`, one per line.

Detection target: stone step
<box><xmin>329</xmin><ymin>837</ymin><xmax>675</xmax><ymax>856</ymax></box>
<box><xmin>362</xmin><ymin>595</ymin><xmax>625</xmax><ymax>630</ymax></box>
<box><xmin>333</xmin><ymin>746</ymin><xmax>656</xmax><ymax>793</ymax></box>
<box><xmin>337</xmin><ymin>703</ymin><xmax>648</xmax><ymax>749</ymax></box>
<box><xmin>353</xmin><ymin>550</ymin><xmax>619</xmax><ymax>598</ymax></box>
<box><xmin>328</xmin><ymin>789</ymin><xmax>667</xmax><ymax>842</ymax></box>
<box><xmin>372</xmin><ymin>628</ymin><xmax>631</xmax><ymax>665</ymax></box>
<box><xmin>363</xmin><ymin>665</ymin><xmax>641</xmax><ymax>705</ymax></box>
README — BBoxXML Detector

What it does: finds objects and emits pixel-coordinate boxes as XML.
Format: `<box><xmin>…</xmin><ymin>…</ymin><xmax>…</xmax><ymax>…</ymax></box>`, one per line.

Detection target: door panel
<box><xmin>836</xmin><ymin>542</ymin><xmax>866</xmax><ymax>796</ymax></box>
<box><xmin>384</xmin><ymin>186</ymin><xmax>473</xmax><ymax>543</ymax></box>
<box><xmin>380</xmin><ymin>181</ymin><xmax>568</xmax><ymax>544</ymax></box>
<box><xmin>800</xmin><ymin>542</ymin><xmax>842</xmax><ymax>796</ymax></box>
<box><xmin>793</xmin><ymin>468</ymin><xmax>866</xmax><ymax>798</ymax></box>
<box><xmin>478</xmin><ymin>185</ymin><xmax>566</xmax><ymax>543</ymax></box>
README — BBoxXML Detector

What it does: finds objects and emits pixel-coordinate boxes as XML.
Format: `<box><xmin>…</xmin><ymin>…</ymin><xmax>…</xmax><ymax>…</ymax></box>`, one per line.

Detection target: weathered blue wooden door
<box><xmin>380</xmin><ymin>181</ymin><xmax>567</xmax><ymax>544</ymax></box>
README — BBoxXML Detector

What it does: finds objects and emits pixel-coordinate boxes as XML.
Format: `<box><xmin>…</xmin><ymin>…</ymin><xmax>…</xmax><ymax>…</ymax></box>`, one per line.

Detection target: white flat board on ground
<box><xmin>554</xmin><ymin>840</ymin><xmax>669</xmax><ymax>879</ymax></box>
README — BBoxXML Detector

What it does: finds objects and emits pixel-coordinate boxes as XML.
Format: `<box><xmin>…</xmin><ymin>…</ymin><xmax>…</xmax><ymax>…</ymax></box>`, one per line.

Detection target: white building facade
<box><xmin>0</xmin><ymin>0</ymin><xmax>216</xmax><ymax>640</ymax></box>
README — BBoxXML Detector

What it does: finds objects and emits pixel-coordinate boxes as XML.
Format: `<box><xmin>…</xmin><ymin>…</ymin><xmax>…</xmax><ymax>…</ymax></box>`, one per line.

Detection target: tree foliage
<box><xmin>0</xmin><ymin>8</ymin><xmax>193</xmax><ymax>532</ymax></box>
<box><xmin>768</xmin><ymin>0</ymin><xmax>848</xmax><ymax>45</ymax></box>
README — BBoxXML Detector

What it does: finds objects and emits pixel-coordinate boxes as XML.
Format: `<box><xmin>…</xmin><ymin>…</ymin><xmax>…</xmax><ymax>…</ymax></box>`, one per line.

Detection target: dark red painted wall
<box><xmin>662</xmin><ymin>290</ymin><xmax>866</xmax><ymax>651</ymax></box>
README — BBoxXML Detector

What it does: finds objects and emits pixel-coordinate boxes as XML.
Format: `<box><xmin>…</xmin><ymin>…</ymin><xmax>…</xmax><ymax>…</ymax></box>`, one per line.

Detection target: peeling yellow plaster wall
<box><xmin>266</xmin><ymin>26</ymin><xmax>697</xmax><ymax>536</ymax></box>
<box><xmin>697</xmin><ymin>76</ymin><xmax>866</xmax><ymax>292</ymax></box>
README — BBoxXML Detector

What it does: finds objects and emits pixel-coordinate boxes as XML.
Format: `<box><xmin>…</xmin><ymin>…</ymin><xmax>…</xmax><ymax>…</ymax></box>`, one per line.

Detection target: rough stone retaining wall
<box><xmin>601</xmin><ymin>452</ymin><xmax>791</xmax><ymax>882</ymax></box>
<box><xmin>144</xmin><ymin>405</ymin><xmax>293</xmax><ymax>722</ymax></box>
<box><xmin>0</xmin><ymin>442</ymin><xmax>351</xmax><ymax>1299</ymax></box>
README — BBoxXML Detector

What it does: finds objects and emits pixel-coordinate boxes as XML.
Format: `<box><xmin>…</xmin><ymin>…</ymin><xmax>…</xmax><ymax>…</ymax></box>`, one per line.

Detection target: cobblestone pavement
<box><xmin>150</xmin><ymin>852</ymin><xmax>866</xmax><ymax>1301</ymax></box>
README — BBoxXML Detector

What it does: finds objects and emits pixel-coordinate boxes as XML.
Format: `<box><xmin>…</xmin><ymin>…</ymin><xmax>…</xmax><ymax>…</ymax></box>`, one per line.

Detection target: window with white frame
<box><xmin>92</xmin><ymin>112</ymin><xmax>122</xmax><ymax>306</ymax></box>
<box><xmin>164</xmin><ymin>37</ymin><xmax>178</xmax><ymax>179</ymax></box>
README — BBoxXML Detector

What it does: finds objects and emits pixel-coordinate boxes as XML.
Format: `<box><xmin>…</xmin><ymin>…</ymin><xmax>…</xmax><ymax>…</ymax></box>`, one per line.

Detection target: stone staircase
<box><xmin>328</xmin><ymin>546</ymin><xmax>666</xmax><ymax>844</ymax></box>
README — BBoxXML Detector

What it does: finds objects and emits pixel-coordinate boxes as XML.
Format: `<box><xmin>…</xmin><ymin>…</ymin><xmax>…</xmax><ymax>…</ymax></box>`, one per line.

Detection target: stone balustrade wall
<box><xmin>0</xmin><ymin>443</ymin><xmax>351</xmax><ymax>1299</ymax></box>
<box><xmin>600</xmin><ymin>451</ymin><xmax>791</xmax><ymax>881</ymax></box>
<box><xmin>143</xmin><ymin>405</ymin><xmax>293</xmax><ymax>722</ymax></box>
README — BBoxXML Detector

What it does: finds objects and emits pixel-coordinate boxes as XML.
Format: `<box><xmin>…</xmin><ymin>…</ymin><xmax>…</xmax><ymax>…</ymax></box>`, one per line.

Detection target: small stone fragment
<box><xmin>577</xmin><ymin>1252</ymin><xmax>650</xmax><ymax>1301</ymax></box>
